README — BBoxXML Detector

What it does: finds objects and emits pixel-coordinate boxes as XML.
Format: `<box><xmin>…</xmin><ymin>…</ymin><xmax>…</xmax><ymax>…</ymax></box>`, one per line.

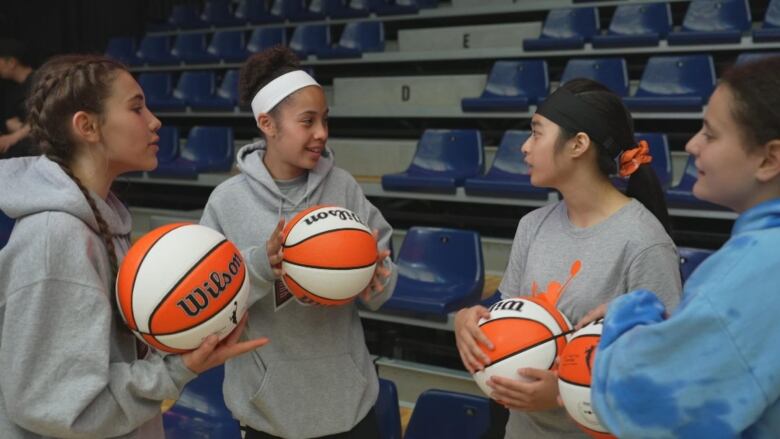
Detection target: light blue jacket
<box><xmin>592</xmin><ymin>198</ymin><xmax>780</xmax><ymax>439</ymax></box>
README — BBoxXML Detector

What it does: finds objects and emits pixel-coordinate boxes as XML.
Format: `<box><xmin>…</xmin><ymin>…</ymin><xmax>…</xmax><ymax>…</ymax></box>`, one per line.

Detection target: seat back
<box><xmin>290</xmin><ymin>24</ymin><xmax>331</xmax><ymax>56</ymax></box>
<box><xmin>560</xmin><ymin>57</ymin><xmax>629</xmax><ymax>96</ymax></box>
<box><xmin>105</xmin><ymin>37</ymin><xmax>138</xmax><ymax>65</ymax></box>
<box><xmin>136</xmin><ymin>35</ymin><xmax>174</xmax><ymax>64</ymax></box>
<box><xmin>339</xmin><ymin>21</ymin><xmax>385</xmax><ymax>52</ymax></box>
<box><xmin>208</xmin><ymin>30</ymin><xmax>247</xmax><ymax>60</ymax></box>
<box><xmin>635</xmin><ymin>132</ymin><xmax>672</xmax><ymax>188</ymax></box>
<box><xmin>486</xmin><ymin>130</ymin><xmax>531</xmax><ymax>178</ymax></box>
<box><xmin>540</xmin><ymin>7</ymin><xmax>599</xmax><ymax>40</ymax></box>
<box><xmin>680</xmin><ymin>0</ymin><xmax>751</xmax><ymax>33</ymax></box>
<box><xmin>678</xmin><ymin>247</ymin><xmax>714</xmax><ymax>283</ymax></box>
<box><xmin>156</xmin><ymin>126</ymin><xmax>180</xmax><ymax>163</ymax></box>
<box><xmin>634</xmin><ymin>55</ymin><xmax>716</xmax><ymax>99</ymax></box>
<box><xmin>138</xmin><ymin>73</ymin><xmax>176</xmax><ymax>99</ymax></box>
<box><xmin>218</xmin><ymin>70</ymin><xmax>240</xmax><ymax>102</ymax></box>
<box><xmin>674</xmin><ymin>155</ymin><xmax>698</xmax><ymax>191</ymax></box>
<box><xmin>171</xmin><ymin>33</ymin><xmax>212</xmax><ymax>60</ymax></box>
<box><xmin>406</xmin><ymin>129</ymin><xmax>483</xmax><ymax>180</ymax></box>
<box><xmin>181</xmin><ymin>126</ymin><xmax>235</xmax><ymax>170</ymax></box>
<box><xmin>248</xmin><ymin>28</ymin><xmax>287</xmax><ymax>53</ymax></box>
<box><xmin>0</xmin><ymin>209</ymin><xmax>14</xmax><ymax>251</ymax></box>
<box><xmin>766</xmin><ymin>0</ymin><xmax>780</xmax><ymax>28</ymax></box>
<box><xmin>201</xmin><ymin>0</ymin><xmax>238</xmax><ymax>26</ymax></box>
<box><xmin>735</xmin><ymin>52</ymin><xmax>780</xmax><ymax>65</ymax></box>
<box><xmin>271</xmin><ymin>0</ymin><xmax>306</xmax><ymax>19</ymax></box>
<box><xmin>168</xmin><ymin>4</ymin><xmax>205</xmax><ymax>29</ymax></box>
<box><xmin>404</xmin><ymin>389</ymin><xmax>491</xmax><ymax>439</ymax></box>
<box><xmin>376</xmin><ymin>379</ymin><xmax>402</xmax><ymax>439</ymax></box>
<box><xmin>483</xmin><ymin>60</ymin><xmax>548</xmax><ymax>101</ymax></box>
<box><xmin>174</xmin><ymin>71</ymin><xmax>217</xmax><ymax>101</ymax></box>
<box><xmin>396</xmin><ymin>227</ymin><xmax>484</xmax><ymax>289</ymax></box>
<box><xmin>235</xmin><ymin>0</ymin><xmax>269</xmax><ymax>22</ymax></box>
<box><xmin>607</xmin><ymin>3</ymin><xmax>672</xmax><ymax>37</ymax></box>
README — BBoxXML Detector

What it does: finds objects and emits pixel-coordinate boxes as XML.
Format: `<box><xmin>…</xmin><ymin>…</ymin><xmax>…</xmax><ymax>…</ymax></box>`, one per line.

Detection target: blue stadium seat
<box><xmin>592</xmin><ymin>3</ymin><xmax>671</xmax><ymax>48</ymax></box>
<box><xmin>464</xmin><ymin>130</ymin><xmax>550</xmax><ymax>199</ymax></box>
<box><xmin>172</xmin><ymin>33</ymin><xmax>220</xmax><ymax>64</ymax></box>
<box><xmin>105</xmin><ymin>37</ymin><xmax>141</xmax><ymax>66</ymax></box>
<box><xmin>404</xmin><ymin>390</ymin><xmax>490</xmax><ymax>439</ymax></box>
<box><xmin>217</xmin><ymin>70</ymin><xmax>240</xmax><ymax>108</ymax></box>
<box><xmin>382</xmin><ymin>227</ymin><xmax>484</xmax><ymax>315</ymax></box>
<box><xmin>271</xmin><ymin>0</ymin><xmax>325</xmax><ymax>21</ymax></box>
<box><xmin>201</xmin><ymin>0</ymin><xmax>244</xmax><ymax>27</ymax></box>
<box><xmin>313</xmin><ymin>0</ymin><xmax>370</xmax><ymax>18</ymax></box>
<box><xmin>290</xmin><ymin>24</ymin><xmax>331</xmax><ymax>59</ymax></box>
<box><xmin>560</xmin><ymin>57</ymin><xmax>629</xmax><ymax>96</ymax></box>
<box><xmin>138</xmin><ymin>73</ymin><xmax>186</xmax><ymax>111</ymax></box>
<box><xmin>369</xmin><ymin>0</ymin><xmax>420</xmax><ymax>16</ymax></box>
<box><xmin>667</xmin><ymin>0</ymin><xmax>751</xmax><ymax>46</ymax></box>
<box><xmin>623</xmin><ymin>55</ymin><xmax>716</xmax><ymax>112</ymax></box>
<box><xmin>163</xmin><ymin>366</ymin><xmax>241</xmax><ymax>439</ymax></box>
<box><xmin>0</xmin><ymin>209</ymin><xmax>14</xmax><ymax>250</ymax></box>
<box><xmin>523</xmin><ymin>7</ymin><xmax>599</xmax><ymax>51</ymax></box>
<box><xmin>235</xmin><ymin>0</ymin><xmax>283</xmax><ymax>23</ymax></box>
<box><xmin>754</xmin><ymin>0</ymin><xmax>780</xmax><ymax>42</ymax></box>
<box><xmin>317</xmin><ymin>21</ymin><xmax>385</xmax><ymax>59</ymax></box>
<box><xmin>247</xmin><ymin>28</ymin><xmax>287</xmax><ymax>54</ymax></box>
<box><xmin>735</xmin><ymin>51</ymin><xmax>780</xmax><ymax>65</ymax></box>
<box><xmin>208</xmin><ymin>30</ymin><xmax>249</xmax><ymax>62</ymax></box>
<box><xmin>678</xmin><ymin>247</ymin><xmax>714</xmax><ymax>284</ymax></box>
<box><xmin>155</xmin><ymin>126</ymin><xmax>180</xmax><ymax>165</ymax></box>
<box><xmin>376</xmin><ymin>379</ymin><xmax>402</xmax><ymax>439</ymax></box>
<box><xmin>612</xmin><ymin>132</ymin><xmax>672</xmax><ymax>190</ymax></box>
<box><xmin>382</xmin><ymin>129</ymin><xmax>484</xmax><ymax>193</ymax></box>
<box><xmin>480</xmin><ymin>291</ymin><xmax>502</xmax><ymax>308</ymax></box>
<box><xmin>136</xmin><ymin>35</ymin><xmax>178</xmax><ymax>65</ymax></box>
<box><xmin>174</xmin><ymin>71</ymin><xmax>234</xmax><ymax>110</ymax></box>
<box><xmin>461</xmin><ymin>60</ymin><xmax>548</xmax><ymax>112</ymax></box>
<box><xmin>153</xmin><ymin>126</ymin><xmax>235</xmax><ymax>178</ymax></box>
<box><xmin>167</xmin><ymin>4</ymin><xmax>208</xmax><ymax>29</ymax></box>
<box><xmin>665</xmin><ymin>155</ymin><xmax>721</xmax><ymax>209</ymax></box>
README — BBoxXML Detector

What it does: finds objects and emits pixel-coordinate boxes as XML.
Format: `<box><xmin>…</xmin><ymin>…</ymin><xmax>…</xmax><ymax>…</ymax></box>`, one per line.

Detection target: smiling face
<box><xmin>261</xmin><ymin>85</ymin><xmax>329</xmax><ymax>180</ymax></box>
<box><xmin>685</xmin><ymin>85</ymin><xmax>765</xmax><ymax>212</ymax></box>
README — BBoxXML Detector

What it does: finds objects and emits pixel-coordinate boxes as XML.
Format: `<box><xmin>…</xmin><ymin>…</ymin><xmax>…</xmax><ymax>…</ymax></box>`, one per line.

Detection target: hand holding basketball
<box><xmin>576</xmin><ymin>303</ymin><xmax>608</xmax><ymax>330</ymax></box>
<box><xmin>182</xmin><ymin>313</ymin><xmax>269</xmax><ymax>374</ymax></box>
<box><xmin>454</xmin><ymin>305</ymin><xmax>493</xmax><ymax>373</ymax></box>
<box><xmin>266</xmin><ymin>217</ymin><xmax>285</xmax><ymax>279</ymax></box>
<box><xmin>358</xmin><ymin>229</ymin><xmax>391</xmax><ymax>301</ymax></box>
<box><xmin>488</xmin><ymin>367</ymin><xmax>560</xmax><ymax>411</ymax></box>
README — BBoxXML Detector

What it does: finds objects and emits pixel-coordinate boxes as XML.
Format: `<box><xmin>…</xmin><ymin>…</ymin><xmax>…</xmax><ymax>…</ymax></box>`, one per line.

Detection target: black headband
<box><xmin>536</xmin><ymin>87</ymin><xmax>620</xmax><ymax>158</ymax></box>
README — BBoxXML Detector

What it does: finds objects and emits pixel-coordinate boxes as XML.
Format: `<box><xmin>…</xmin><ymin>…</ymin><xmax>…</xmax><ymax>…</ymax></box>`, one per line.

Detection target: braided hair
<box><xmin>26</xmin><ymin>54</ymin><xmax>127</xmax><ymax>276</ymax></box>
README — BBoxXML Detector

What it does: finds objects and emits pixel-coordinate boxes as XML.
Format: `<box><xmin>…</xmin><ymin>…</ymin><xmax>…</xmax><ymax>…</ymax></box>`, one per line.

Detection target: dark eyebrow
<box><xmin>531</xmin><ymin>120</ymin><xmax>542</xmax><ymax>128</ymax></box>
<box><xmin>128</xmin><ymin>93</ymin><xmax>144</xmax><ymax>104</ymax></box>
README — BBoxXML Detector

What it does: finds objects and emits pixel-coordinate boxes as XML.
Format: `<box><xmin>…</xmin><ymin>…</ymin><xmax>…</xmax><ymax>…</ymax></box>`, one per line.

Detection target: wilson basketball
<box><xmin>281</xmin><ymin>205</ymin><xmax>378</xmax><ymax>306</ymax></box>
<box><xmin>473</xmin><ymin>297</ymin><xmax>572</xmax><ymax>397</ymax></box>
<box><xmin>558</xmin><ymin>318</ymin><xmax>615</xmax><ymax>439</ymax></box>
<box><xmin>116</xmin><ymin>223</ymin><xmax>250</xmax><ymax>354</ymax></box>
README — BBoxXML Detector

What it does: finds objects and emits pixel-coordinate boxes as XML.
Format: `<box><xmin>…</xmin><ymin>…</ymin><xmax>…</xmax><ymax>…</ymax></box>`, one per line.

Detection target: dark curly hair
<box><xmin>239</xmin><ymin>45</ymin><xmax>301</xmax><ymax>111</ymax></box>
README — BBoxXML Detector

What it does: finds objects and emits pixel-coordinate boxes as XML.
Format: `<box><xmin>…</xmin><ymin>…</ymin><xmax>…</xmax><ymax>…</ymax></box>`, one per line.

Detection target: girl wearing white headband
<box><xmin>200</xmin><ymin>46</ymin><xmax>397</xmax><ymax>439</ymax></box>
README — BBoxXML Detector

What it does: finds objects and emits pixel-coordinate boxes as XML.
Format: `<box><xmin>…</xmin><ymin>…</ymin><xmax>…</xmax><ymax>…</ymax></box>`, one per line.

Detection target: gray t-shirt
<box><xmin>499</xmin><ymin>199</ymin><xmax>682</xmax><ymax>439</ymax></box>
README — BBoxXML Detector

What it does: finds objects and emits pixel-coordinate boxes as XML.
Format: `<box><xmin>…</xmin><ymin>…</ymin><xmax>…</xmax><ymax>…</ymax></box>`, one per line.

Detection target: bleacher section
<box><xmin>108</xmin><ymin>0</ymin><xmax>780</xmax><ymax>434</ymax></box>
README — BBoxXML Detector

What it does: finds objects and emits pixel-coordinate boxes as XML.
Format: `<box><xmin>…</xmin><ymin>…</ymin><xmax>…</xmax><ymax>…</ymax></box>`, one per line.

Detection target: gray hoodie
<box><xmin>200</xmin><ymin>141</ymin><xmax>397</xmax><ymax>438</ymax></box>
<box><xmin>0</xmin><ymin>156</ymin><xmax>195</xmax><ymax>439</ymax></box>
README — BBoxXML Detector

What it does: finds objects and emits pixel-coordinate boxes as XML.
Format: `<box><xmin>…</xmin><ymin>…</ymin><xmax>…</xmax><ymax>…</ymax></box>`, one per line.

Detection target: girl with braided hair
<box><xmin>0</xmin><ymin>54</ymin><xmax>268</xmax><ymax>438</ymax></box>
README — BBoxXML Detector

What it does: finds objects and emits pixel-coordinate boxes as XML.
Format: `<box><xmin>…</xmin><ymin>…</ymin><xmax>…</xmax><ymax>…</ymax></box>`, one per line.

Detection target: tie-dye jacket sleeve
<box><xmin>590</xmin><ymin>212</ymin><xmax>780</xmax><ymax>439</ymax></box>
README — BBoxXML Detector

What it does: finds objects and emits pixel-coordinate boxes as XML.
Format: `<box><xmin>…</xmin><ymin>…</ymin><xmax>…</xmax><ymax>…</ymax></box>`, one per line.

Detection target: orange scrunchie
<box><xmin>618</xmin><ymin>140</ymin><xmax>653</xmax><ymax>177</ymax></box>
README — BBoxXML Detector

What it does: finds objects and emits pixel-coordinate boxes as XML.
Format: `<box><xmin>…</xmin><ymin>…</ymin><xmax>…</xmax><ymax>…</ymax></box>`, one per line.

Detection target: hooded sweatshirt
<box><xmin>200</xmin><ymin>141</ymin><xmax>397</xmax><ymax>438</ymax></box>
<box><xmin>0</xmin><ymin>156</ymin><xmax>195</xmax><ymax>439</ymax></box>
<box><xmin>592</xmin><ymin>198</ymin><xmax>780</xmax><ymax>438</ymax></box>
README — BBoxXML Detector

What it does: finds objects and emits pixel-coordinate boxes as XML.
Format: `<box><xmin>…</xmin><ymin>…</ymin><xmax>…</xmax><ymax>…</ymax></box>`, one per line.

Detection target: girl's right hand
<box><xmin>182</xmin><ymin>313</ymin><xmax>269</xmax><ymax>374</ymax></box>
<box><xmin>454</xmin><ymin>305</ymin><xmax>493</xmax><ymax>374</ymax></box>
<box><xmin>266</xmin><ymin>218</ymin><xmax>285</xmax><ymax>279</ymax></box>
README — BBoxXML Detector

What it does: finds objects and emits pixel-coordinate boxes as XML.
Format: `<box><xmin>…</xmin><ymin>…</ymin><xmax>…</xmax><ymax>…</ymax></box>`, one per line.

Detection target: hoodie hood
<box><xmin>0</xmin><ymin>156</ymin><xmax>132</xmax><ymax>236</ymax></box>
<box><xmin>235</xmin><ymin>139</ymin><xmax>335</xmax><ymax>216</ymax></box>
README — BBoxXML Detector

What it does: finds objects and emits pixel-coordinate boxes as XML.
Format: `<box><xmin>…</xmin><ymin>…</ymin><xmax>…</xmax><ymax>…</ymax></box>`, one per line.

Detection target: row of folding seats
<box><xmin>525</xmin><ymin>0</ymin><xmax>780</xmax><ymax>51</ymax></box>
<box><xmin>150</xmin><ymin>0</ymin><xmax>437</xmax><ymax>31</ymax></box>
<box><xmin>465</xmin><ymin>52</ymin><xmax>778</xmax><ymax>113</ymax></box>
<box><xmin>148</xmin><ymin>125</ymin><xmax>235</xmax><ymax>179</ymax></box>
<box><xmin>138</xmin><ymin>70</ymin><xmax>239</xmax><ymax>111</ymax></box>
<box><xmin>107</xmin><ymin>20</ymin><xmax>384</xmax><ymax>66</ymax></box>
<box><xmin>380</xmin><ymin>129</ymin><xmax>710</xmax><ymax>209</ymax></box>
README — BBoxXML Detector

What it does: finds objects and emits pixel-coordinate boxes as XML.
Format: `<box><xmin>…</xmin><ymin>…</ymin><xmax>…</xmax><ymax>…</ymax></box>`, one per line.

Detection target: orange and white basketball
<box><xmin>282</xmin><ymin>205</ymin><xmax>377</xmax><ymax>306</ymax></box>
<box><xmin>473</xmin><ymin>297</ymin><xmax>572</xmax><ymax>397</ymax></box>
<box><xmin>558</xmin><ymin>318</ymin><xmax>615</xmax><ymax>439</ymax></box>
<box><xmin>116</xmin><ymin>223</ymin><xmax>250</xmax><ymax>353</ymax></box>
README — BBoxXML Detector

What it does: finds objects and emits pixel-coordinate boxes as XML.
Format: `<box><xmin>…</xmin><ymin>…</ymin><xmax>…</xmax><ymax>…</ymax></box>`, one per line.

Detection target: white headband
<box><xmin>251</xmin><ymin>70</ymin><xmax>320</xmax><ymax>119</ymax></box>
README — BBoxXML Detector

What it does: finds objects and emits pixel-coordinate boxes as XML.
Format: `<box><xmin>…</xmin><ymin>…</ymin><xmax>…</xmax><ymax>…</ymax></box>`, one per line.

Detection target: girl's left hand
<box><xmin>359</xmin><ymin>229</ymin><xmax>391</xmax><ymax>301</ymax></box>
<box><xmin>488</xmin><ymin>368</ymin><xmax>560</xmax><ymax>412</ymax></box>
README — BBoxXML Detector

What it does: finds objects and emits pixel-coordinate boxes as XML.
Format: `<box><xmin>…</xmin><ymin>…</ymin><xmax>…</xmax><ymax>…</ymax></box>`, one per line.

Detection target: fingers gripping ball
<box><xmin>116</xmin><ymin>223</ymin><xmax>250</xmax><ymax>353</ymax></box>
<box><xmin>473</xmin><ymin>297</ymin><xmax>572</xmax><ymax>397</ymax></box>
<box><xmin>282</xmin><ymin>205</ymin><xmax>378</xmax><ymax>306</ymax></box>
<box><xmin>558</xmin><ymin>318</ymin><xmax>615</xmax><ymax>439</ymax></box>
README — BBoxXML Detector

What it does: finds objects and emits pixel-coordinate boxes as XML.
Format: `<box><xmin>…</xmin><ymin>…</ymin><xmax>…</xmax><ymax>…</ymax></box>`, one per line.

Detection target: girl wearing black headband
<box><xmin>455</xmin><ymin>78</ymin><xmax>683</xmax><ymax>438</ymax></box>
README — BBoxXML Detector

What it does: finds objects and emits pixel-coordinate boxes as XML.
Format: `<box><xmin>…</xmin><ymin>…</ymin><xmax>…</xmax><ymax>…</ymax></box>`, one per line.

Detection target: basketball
<box><xmin>281</xmin><ymin>205</ymin><xmax>378</xmax><ymax>306</ymax></box>
<box><xmin>472</xmin><ymin>297</ymin><xmax>572</xmax><ymax>397</ymax></box>
<box><xmin>558</xmin><ymin>318</ymin><xmax>615</xmax><ymax>439</ymax></box>
<box><xmin>116</xmin><ymin>223</ymin><xmax>250</xmax><ymax>354</ymax></box>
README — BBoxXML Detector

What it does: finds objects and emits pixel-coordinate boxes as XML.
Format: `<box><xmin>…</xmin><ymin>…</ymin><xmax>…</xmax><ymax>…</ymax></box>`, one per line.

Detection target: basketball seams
<box><xmin>283</xmin><ymin>273</ymin><xmax>351</xmax><ymax>305</ymax></box>
<box><xmin>283</xmin><ymin>260</ymin><xmax>377</xmax><ymax>271</ymax></box>
<box><xmin>282</xmin><ymin>227</ymin><xmax>373</xmax><ymax>250</ymax></box>
<box><xmin>146</xmin><ymin>239</ymin><xmax>229</xmax><ymax>332</ymax></box>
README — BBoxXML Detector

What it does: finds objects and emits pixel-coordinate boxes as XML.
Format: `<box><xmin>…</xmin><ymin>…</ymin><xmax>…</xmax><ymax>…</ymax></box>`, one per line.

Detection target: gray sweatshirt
<box><xmin>0</xmin><ymin>156</ymin><xmax>196</xmax><ymax>439</ymax></box>
<box><xmin>200</xmin><ymin>142</ymin><xmax>397</xmax><ymax>438</ymax></box>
